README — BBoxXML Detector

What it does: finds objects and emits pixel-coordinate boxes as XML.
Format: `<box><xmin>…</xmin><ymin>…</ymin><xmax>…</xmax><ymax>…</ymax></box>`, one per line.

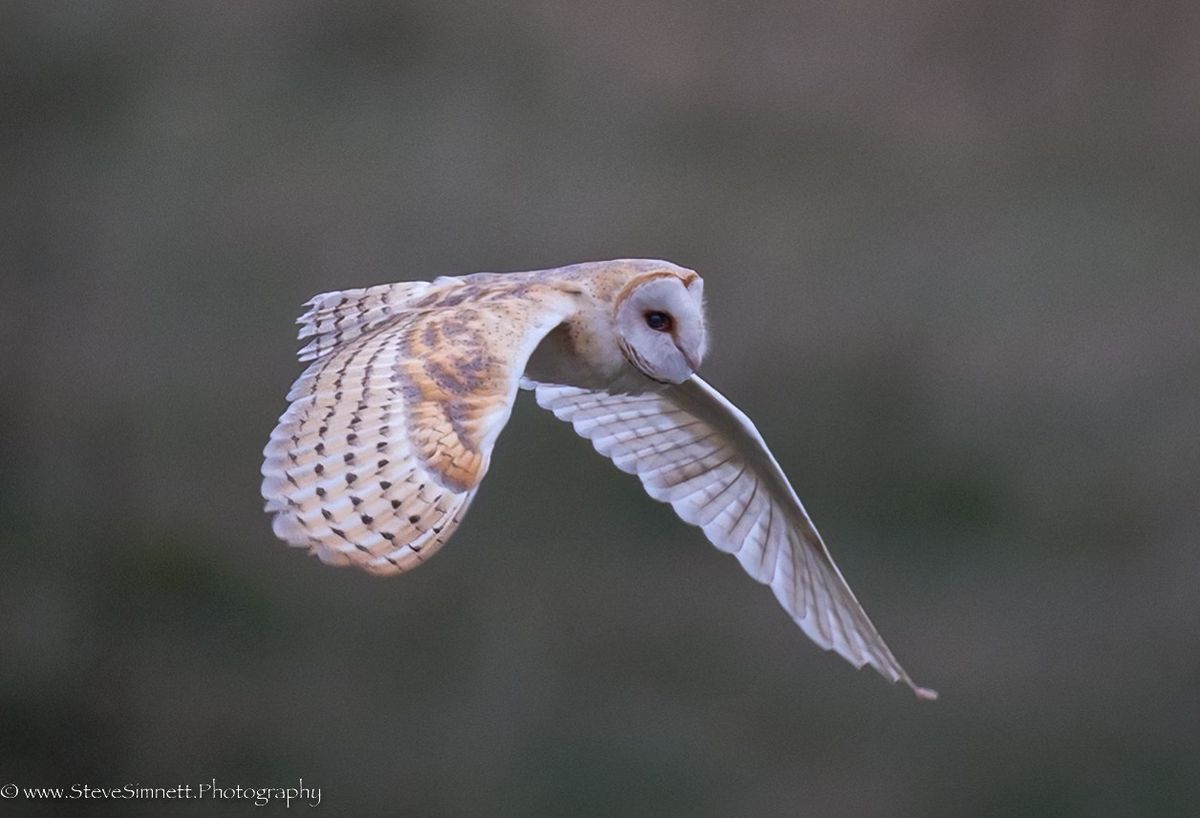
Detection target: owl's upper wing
<box><xmin>263</xmin><ymin>281</ymin><xmax>576</xmax><ymax>574</ymax></box>
<box><xmin>531</xmin><ymin>375</ymin><xmax>937</xmax><ymax>699</ymax></box>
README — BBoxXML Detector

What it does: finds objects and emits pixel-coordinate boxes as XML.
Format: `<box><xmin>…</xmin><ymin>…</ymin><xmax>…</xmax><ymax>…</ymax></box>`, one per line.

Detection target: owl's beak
<box><xmin>676</xmin><ymin>342</ymin><xmax>701</xmax><ymax>373</ymax></box>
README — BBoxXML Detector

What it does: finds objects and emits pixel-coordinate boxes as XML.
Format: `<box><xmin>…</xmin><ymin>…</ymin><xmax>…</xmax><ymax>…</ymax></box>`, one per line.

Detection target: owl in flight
<box><xmin>262</xmin><ymin>259</ymin><xmax>936</xmax><ymax>699</ymax></box>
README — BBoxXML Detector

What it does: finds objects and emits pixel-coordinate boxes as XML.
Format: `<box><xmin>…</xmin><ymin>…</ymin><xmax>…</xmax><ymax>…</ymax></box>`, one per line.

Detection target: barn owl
<box><xmin>262</xmin><ymin>259</ymin><xmax>936</xmax><ymax>699</ymax></box>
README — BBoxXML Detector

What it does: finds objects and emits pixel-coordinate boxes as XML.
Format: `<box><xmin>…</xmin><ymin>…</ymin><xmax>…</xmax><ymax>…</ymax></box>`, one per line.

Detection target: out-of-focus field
<box><xmin>2</xmin><ymin>3</ymin><xmax>1197</xmax><ymax>815</ymax></box>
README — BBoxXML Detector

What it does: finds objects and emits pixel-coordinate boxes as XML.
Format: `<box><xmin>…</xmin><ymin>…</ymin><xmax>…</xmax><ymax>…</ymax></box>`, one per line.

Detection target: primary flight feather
<box><xmin>262</xmin><ymin>258</ymin><xmax>937</xmax><ymax>699</ymax></box>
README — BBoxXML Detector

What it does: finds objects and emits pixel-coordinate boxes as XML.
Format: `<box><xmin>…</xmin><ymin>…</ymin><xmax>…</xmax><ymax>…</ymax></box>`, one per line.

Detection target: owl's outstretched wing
<box><xmin>531</xmin><ymin>375</ymin><xmax>937</xmax><ymax>699</ymax></box>
<box><xmin>263</xmin><ymin>281</ymin><xmax>575</xmax><ymax>574</ymax></box>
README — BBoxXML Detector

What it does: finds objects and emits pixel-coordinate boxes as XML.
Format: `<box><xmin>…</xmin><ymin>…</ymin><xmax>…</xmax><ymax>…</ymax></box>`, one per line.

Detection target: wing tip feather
<box><xmin>911</xmin><ymin>684</ymin><xmax>939</xmax><ymax>701</ymax></box>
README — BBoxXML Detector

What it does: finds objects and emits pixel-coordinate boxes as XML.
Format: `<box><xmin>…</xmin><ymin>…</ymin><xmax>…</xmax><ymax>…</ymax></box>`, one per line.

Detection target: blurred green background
<box><xmin>2</xmin><ymin>2</ymin><xmax>1198</xmax><ymax>815</ymax></box>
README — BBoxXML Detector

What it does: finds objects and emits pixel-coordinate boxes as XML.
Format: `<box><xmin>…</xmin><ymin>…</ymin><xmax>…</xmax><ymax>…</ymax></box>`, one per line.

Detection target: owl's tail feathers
<box><xmin>295</xmin><ymin>281</ymin><xmax>434</xmax><ymax>362</ymax></box>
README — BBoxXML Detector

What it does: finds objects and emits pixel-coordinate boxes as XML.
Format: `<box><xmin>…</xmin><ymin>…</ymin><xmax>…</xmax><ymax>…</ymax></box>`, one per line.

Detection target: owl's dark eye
<box><xmin>645</xmin><ymin>311</ymin><xmax>672</xmax><ymax>332</ymax></box>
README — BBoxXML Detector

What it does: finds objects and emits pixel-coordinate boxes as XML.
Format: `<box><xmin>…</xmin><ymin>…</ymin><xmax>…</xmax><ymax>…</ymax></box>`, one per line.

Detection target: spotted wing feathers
<box><xmin>532</xmin><ymin>376</ymin><xmax>936</xmax><ymax>699</ymax></box>
<box><xmin>296</xmin><ymin>281</ymin><xmax>436</xmax><ymax>363</ymax></box>
<box><xmin>264</xmin><ymin>281</ymin><xmax>574</xmax><ymax>574</ymax></box>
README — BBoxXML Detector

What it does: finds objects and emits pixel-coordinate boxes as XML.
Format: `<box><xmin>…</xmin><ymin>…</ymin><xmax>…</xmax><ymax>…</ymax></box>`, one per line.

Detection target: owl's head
<box><xmin>614</xmin><ymin>267</ymin><xmax>707</xmax><ymax>384</ymax></box>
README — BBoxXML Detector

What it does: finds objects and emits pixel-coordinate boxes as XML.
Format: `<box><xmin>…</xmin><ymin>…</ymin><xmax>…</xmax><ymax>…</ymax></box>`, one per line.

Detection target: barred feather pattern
<box><xmin>531</xmin><ymin>376</ymin><xmax>937</xmax><ymax>699</ymax></box>
<box><xmin>296</xmin><ymin>281</ymin><xmax>435</xmax><ymax>363</ymax></box>
<box><xmin>263</xmin><ymin>281</ymin><xmax>574</xmax><ymax>574</ymax></box>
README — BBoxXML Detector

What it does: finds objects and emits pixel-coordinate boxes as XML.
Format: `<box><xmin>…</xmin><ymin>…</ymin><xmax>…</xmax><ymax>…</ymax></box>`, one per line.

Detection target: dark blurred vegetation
<box><xmin>2</xmin><ymin>2</ymin><xmax>1198</xmax><ymax>815</ymax></box>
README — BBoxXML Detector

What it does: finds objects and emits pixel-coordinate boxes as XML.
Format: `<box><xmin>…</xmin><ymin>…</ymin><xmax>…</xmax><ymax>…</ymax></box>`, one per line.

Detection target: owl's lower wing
<box><xmin>531</xmin><ymin>375</ymin><xmax>936</xmax><ymax>699</ymax></box>
<box><xmin>263</xmin><ymin>285</ymin><xmax>574</xmax><ymax>574</ymax></box>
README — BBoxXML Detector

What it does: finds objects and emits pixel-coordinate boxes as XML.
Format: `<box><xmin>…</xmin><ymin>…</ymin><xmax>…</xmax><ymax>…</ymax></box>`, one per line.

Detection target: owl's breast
<box><xmin>523</xmin><ymin>311</ymin><xmax>634</xmax><ymax>390</ymax></box>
